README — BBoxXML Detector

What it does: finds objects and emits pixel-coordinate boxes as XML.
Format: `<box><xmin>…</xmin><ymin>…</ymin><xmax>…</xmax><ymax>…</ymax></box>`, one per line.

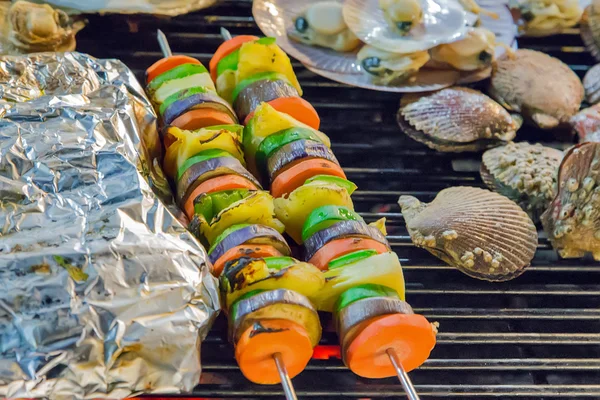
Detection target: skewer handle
<box><xmin>274</xmin><ymin>352</ymin><xmax>299</xmax><ymax>400</ymax></box>
<box><xmin>387</xmin><ymin>349</ymin><xmax>421</xmax><ymax>400</ymax></box>
<box><xmin>157</xmin><ymin>29</ymin><xmax>173</xmax><ymax>58</ymax></box>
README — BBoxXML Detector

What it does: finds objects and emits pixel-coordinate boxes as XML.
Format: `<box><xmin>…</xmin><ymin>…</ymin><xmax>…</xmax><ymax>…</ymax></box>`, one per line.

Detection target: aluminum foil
<box><xmin>0</xmin><ymin>52</ymin><xmax>220</xmax><ymax>399</ymax></box>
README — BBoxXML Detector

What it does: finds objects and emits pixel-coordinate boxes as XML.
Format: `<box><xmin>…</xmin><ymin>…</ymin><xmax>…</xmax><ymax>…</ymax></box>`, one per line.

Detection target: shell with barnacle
<box><xmin>399</xmin><ymin>187</ymin><xmax>538</xmax><ymax>281</ymax></box>
<box><xmin>541</xmin><ymin>142</ymin><xmax>600</xmax><ymax>260</ymax></box>
<box><xmin>481</xmin><ymin>142</ymin><xmax>564</xmax><ymax>222</ymax></box>
<box><xmin>0</xmin><ymin>1</ymin><xmax>85</xmax><ymax>54</ymax></box>
<box><xmin>581</xmin><ymin>1</ymin><xmax>600</xmax><ymax>62</ymax></box>
<box><xmin>570</xmin><ymin>103</ymin><xmax>600</xmax><ymax>143</ymax></box>
<box><xmin>583</xmin><ymin>64</ymin><xmax>600</xmax><ymax>105</ymax></box>
<box><xmin>397</xmin><ymin>87</ymin><xmax>521</xmax><ymax>152</ymax></box>
<box><xmin>489</xmin><ymin>49</ymin><xmax>584</xmax><ymax>130</ymax></box>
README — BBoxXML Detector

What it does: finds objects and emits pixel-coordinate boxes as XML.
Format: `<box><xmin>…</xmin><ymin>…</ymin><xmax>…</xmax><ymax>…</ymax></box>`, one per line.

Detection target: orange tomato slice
<box><xmin>212</xmin><ymin>244</ymin><xmax>283</xmax><ymax>277</ymax></box>
<box><xmin>271</xmin><ymin>158</ymin><xmax>345</xmax><ymax>198</ymax></box>
<box><xmin>209</xmin><ymin>35</ymin><xmax>259</xmax><ymax>82</ymax></box>
<box><xmin>146</xmin><ymin>55</ymin><xmax>201</xmax><ymax>84</ymax></box>
<box><xmin>170</xmin><ymin>108</ymin><xmax>237</xmax><ymax>132</ymax></box>
<box><xmin>235</xmin><ymin>319</ymin><xmax>313</xmax><ymax>384</ymax></box>
<box><xmin>244</xmin><ymin>97</ymin><xmax>320</xmax><ymax>130</ymax></box>
<box><xmin>308</xmin><ymin>237</ymin><xmax>389</xmax><ymax>271</ymax></box>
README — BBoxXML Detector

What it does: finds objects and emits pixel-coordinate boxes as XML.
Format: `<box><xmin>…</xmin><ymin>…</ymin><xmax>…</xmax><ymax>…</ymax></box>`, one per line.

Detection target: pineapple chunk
<box><xmin>314</xmin><ymin>252</ymin><xmax>406</xmax><ymax>312</ymax></box>
<box><xmin>199</xmin><ymin>190</ymin><xmax>285</xmax><ymax>244</ymax></box>
<box><xmin>237</xmin><ymin>40</ymin><xmax>303</xmax><ymax>96</ymax></box>
<box><xmin>274</xmin><ymin>180</ymin><xmax>353</xmax><ymax>244</ymax></box>
<box><xmin>163</xmin><ymin>126</ymin><xmax>244</xmax><ymax>178</ymax></box>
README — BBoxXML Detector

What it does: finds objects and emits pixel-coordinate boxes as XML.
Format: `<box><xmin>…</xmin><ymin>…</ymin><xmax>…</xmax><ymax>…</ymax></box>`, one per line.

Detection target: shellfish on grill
<box><xmin>399</xmin><ymin>187</ymin><xmax>538</xmax><ymax>281</ymax></box>
<box><xmin>570</xmin><ymin>103</ymin><xmax>600</xmax><ymax>143</ymax></box>
<box><xmin>510</xmin><ymin>0</ymin><xmax>582</xmax><ymax>37</ymax></box>
<box><xmin>581</xmin><ymin>0</ymin><xmax>600</xmax><ymax>62</ymax></box>
<box><xmin>481</xmin><ymin>142</ymin><xmax>564</xmax><ymax>222</ymax></box>
<box><xmin>541</xmin><ymin>142</ymin><xmax>600</xmax><ymax>260</ymax></box>
<box><xmin>397</xmin><ymin>87</ymin><xmax>520</xmax><ymax>152</ymax></box>
<box><xmin>583</xmin><ymin>64</ymin><xmax>600</xmax><ymax>105</ymax></box>
<box><xmin>489</xmin><ymin>49</ymin><xmax>584</xmax><ymax>130</ymax></box>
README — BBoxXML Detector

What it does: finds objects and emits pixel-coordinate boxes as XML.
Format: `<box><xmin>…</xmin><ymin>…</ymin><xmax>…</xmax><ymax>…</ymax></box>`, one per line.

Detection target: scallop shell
<box><xmin>583</xmin><ymin>64</ymin><xmax>600</xmax><ymax>105</ymax></box>
<box><xmin>570</xmin><ymin>103</ymin><xmax>600</xmax><ymax>143</ymax></box>
<box><xmin>581</xmin><ymin>4</ymin><xmax>600</xmax><ymax>62</ymax></box>
<box><xmin>541</xmin><ymin>142</ymin><xmax>600</xmax><ymax>260</ymax></box>
<box><xmin>481</xmin><ymin>142</ymin><xmax>564</xmax><ymax>222</ymax></box>
<box><xmin>397</xmin><ymin>87</ymin><xmax>520</xmax><ymax>152</ymax></box>
<box><xmin>399</xmin><ymin>187</ymin><xmax>538</xmax><ymax>281</ymax></box>
<box><xmin>489</xmin><ymin>49</ymin><xmax>584</xmax><ymax>130</ymax></box>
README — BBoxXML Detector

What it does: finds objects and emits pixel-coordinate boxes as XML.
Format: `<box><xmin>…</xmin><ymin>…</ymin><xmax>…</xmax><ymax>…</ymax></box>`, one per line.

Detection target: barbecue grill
<box><xmin>74</xmin><ymin>1</ymin><xmax>600</xmax><ymax>397</ymax></box>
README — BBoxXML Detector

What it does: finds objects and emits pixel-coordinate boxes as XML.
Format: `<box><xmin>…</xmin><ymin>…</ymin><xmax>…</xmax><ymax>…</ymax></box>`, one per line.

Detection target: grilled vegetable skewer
<box><xmin>213</xmin><ymin>29</ymin><xmax>437</xmax><ymax>398</ymax></box>
<box><xmin>149</xmin><ymin>31</ymin><xmax>318</xmax><ymax>399</ymax></box>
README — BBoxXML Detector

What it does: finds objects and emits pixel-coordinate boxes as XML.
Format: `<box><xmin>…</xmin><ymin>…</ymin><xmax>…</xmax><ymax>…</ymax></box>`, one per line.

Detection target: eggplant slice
<box><xmin>233</xmin><ymin>78</ymin><xmax>298</xmax><ymax>122</ymax></box>
<box><xmin>267</xmin><ymin>140</ymin><xmax>338</xmax><ymax>182</ymax></box>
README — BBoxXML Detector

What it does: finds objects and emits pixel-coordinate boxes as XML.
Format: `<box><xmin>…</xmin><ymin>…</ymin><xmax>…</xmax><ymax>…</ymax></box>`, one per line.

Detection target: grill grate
<box><xmin>75</xmin><ymin>1</ymin><xmax>600</xmax><ymax>398</ymax></box>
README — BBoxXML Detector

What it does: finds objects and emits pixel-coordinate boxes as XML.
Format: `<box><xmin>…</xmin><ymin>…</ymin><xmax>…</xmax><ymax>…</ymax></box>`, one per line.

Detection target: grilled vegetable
<box><xmin>243</xmin><ymin>96</ymin><xmax>320</xmax><ymax>130</ymax></box>
<box><xmin>146</xmin><ymin>55</ymin><xmax>201</xmax><ymax>84</ymax></box>
<box><xmin>309</xmin><ymin>237</ymin><xmax>390</xmax><ymax>271</ymax></box>
<box><xmin>230</xmin><ymin>289</ymin><xmax>321</xmax><ymax>347</ymax></box>
<box><xmin>244</xmin><ymin>102</ymin><xmax>331</xmax><ymax>175</ymax></box>
<box><xmin>220</xmin><ymin>256</ymin><xmax>325</xmax><ymax>309</ymax></box>
<box><xmin>210</xmin><ymin>35</ymin><xmax>259</xmax><ymax>81</ymax></box>
<box><xmin>194</xmin><ymin>190</ymin><xmax>285</xmax><ymax>244</ymax></box>
<box><xmin>184</xmin><ymin>174</ymin><xmax>260</xmax><ymax>220</ymax></box>
<box><xmin>176</xmin><ymin>154</ymin><xmax>259</xmax><ymax>205</ymax></box>
<box><xmin>313</xmin><ymin>251</ymin><xmax>406</xmax><ymax>312</ymax></box>
<box><xmin>163</xmin><ymin>125</ymin><xmax>245</xmax><ymax>178</ymax></box>
<box><xmin>271</xmin><ymin>158</ymin><xmax>346</xmax><ymax>198</ymax></box>
<box><xmin>232</xmin><ymin>72</ymin><xmax>299</xmax><ymax>121</ymax></box>
<box><xmin>273</xmin><ymin>176</ymin><xmax>356</xmax><ymax>244</ymax></box>
<box><xmin>147</xmin><ymin>63</ymin><xmax>215</xmax><ymax>106</ymax></box>
<box><xmin>302</xmin><ymin>205</ymin><xmax>364</xmax><ymax>243</ymax></box>
<box><xmin>328</xmin><ymin>249</ymin><xmax>379</xmax><ymax>271</ymax></box>
<box><xmin>208</xmin><ymin>224</ymin><xmax>291</xmax><ymax>264</ymax></box>
<box><xmin>169</xmin><ymin>108</ymin><xmax>238</xmax><ymax>133</ymax></box>
<box><xmin>267</xmin><ymin>140</ymin><xmax>339</xmax><ymax>183</ymax></box>
<box><xmin>212</xmin><ymin>245</ymin><xmax>283</xmax><ymax>277</ymax></box>
<box><xmin>304</xmin><ymin>220</ymin><xmax>390</xmax><ymax>261</ymax></box>
<box><xmin>334</xmin><ymin>284</ymin><xmax>400</xmax><ymax>314</ymax></box>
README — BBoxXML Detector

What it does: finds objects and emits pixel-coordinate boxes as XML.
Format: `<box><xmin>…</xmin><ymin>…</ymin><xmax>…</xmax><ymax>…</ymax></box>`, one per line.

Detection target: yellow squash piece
<box><xmin>237</xmin><ymin>40</ymin><xmax>303</xmax><ymax>96</ymax></box>
<box><xmin>216</xmin><ymin>69</ymin><xmax>237</xmax><ymax>104</ymax></box>
<box><xmin>199</xmin><ymin>190</ymin><xmax>285</xmax><ymax>244</ymax></box>
<box><xmin>314</xmin><ymin>252</ymin><xmax>406</xmax><ymax>312</ymax></box>
<box><xmin>163</xmin><ymin>126</ymin><xmax>245</xmax><ymax>178</ymax></box>
<box><xmin>274</xmin><ymin>179</ymin><xmax>354</xmax><ymax>244</ymax></box>
<box><xmin>221</xmin><ymin>258</ymin><xmax>325</xmax><ymax>309</ymax></box>
<box><xmin>244</xmin><ymin>102</ymin><xmax>331</xmax><ymax>175</ymax></box>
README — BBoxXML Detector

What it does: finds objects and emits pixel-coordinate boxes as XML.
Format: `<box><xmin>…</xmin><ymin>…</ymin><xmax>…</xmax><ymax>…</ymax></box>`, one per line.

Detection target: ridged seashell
<box><xmin>399</xmin><ymin>187</ymin><xmax>538</xmax><ymax>281</ymax></box>
<box><xmin>570</xmin><ymin>103</ymin><xmax>600</xmax><ymax>143</ymax></box>
<box><xmin>481</xmin><ymin>142</ymin><xmax>564</xmax><ymax>222</ymax></box>
<box><xmin>541</xmin><ymin>142</ymin><xmax>600</xmax><ymax>260</ymax></box>
<box><xmin>581</xmin><ymin>3</ymin><xmax>600</xmax><ymax>62</ymax></box>
<box><xmin>397</xmin><ymin>87</ymin><xmax>520</xmax><ymax>152</ymax></box>
<box><xmin>583</xmin><ymin>64</ymin><xmax>600</xmax><ymax>105</ymax></box>
<box><xmin>489</xmin><ymin>49</ymin><xmax>584</xmax><ymax>130</ymax></box>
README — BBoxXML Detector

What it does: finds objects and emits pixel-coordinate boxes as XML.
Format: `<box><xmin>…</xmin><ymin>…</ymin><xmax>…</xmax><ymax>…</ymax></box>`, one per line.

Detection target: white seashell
<box><xmin>397</xmin><ymin>87</ymin><xmax>519</xmax><ymax>152</ymax></box>
<box><xmin>481</xmin><ymin>142</ymin><xmax>564</xmax><ymax>221</ymax></box>
<box><xmin>580</xmin><ymin>3</ymin><xmax>600</xmax><ymax>62</ymax></box>
<box><xmin>541</xmin><ymin>142</ymin><xmax>600</xmax><ymax>261</ymax></box>
<box><xmin>399</xmin><ymin>187</ymin><xmax>538</xmax><ymax>281</ymax></box>
<box><xmin>489</xmin><ymin>49</ymin><xmax>584</xmax><ymax>130</ymax></box>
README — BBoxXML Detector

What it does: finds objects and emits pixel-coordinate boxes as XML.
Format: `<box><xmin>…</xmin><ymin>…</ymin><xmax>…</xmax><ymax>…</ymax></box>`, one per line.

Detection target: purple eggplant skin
<box><xmin>208</xmin><ymin>224</ymin><xmax>291</xmax><ymax>264</ymax></box>
<box><xmin>176</xmin><ymin>156</ymin><xmax>260</xmax><ymax>205</ymax></box>
<box><xmin>163</xmin><ymin>91</ymin><xmax>237</xmax><ymax>126</ymax></box>
<box><xmin>266</xmin><ymin>140</ymin><xmax>339</xmax><ymax>182</ymax></box>
<box><xmin>233</xmin><ymin>79</ymin><xmax>299</xmax><ymax>122</ymax></box>
<box><xmin>304</xmin><ymin>220</ymin><xmax>390</xmax><ymax>261</ymax></box>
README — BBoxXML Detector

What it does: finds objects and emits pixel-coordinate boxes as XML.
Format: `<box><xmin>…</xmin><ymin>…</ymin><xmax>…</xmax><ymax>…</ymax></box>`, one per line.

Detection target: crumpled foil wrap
<box><xmin>27</xmin><ymin>0</ymin><xmax>218</xmax><ymax>17</ymax></box>
<box><xmin>0</xmin><ymin>52</ymin><xmax>220</xmax><ymax>399</ymax></box>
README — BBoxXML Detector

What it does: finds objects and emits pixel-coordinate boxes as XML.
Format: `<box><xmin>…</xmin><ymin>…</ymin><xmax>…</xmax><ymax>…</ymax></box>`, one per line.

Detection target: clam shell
<box><xmin>481</xmin><ymin>142</ymin><xmax>564</xmax><ymax>222</ymax></box>
<box><xmin>581</xmin><ymin>4</ymin><xmax>600</xmax><ymax>63</ymax></box>
<box><xmin>489</xmin><ymin>49</ymin><xmax>584</xmax><ymax>130</ymax></box>
<box><xmin>570</xmin><ymin>103</ymin><xmax>600</xmax><ymax>143</ymax></box>
<box><xmin>583</xmin><ymin>64</ymin><xmax>600</xmax><ymax>105</ymax></box>
<box><xmin>541</xmin><ymin>142</ymin><xmax>600</xmax><ymax>260</ymax></box>
<box><xmin>397</xmin><ymin>87</ymin><xmax>519</xmax><ymax>152</ymax></box>
<box><xmin>399</xmin><ymin>187</ymin><xmax>538</xmax><ymax>281</ymax></box>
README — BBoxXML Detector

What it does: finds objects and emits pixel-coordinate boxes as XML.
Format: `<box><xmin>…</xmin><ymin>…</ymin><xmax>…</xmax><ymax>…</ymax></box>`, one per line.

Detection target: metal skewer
<box><xmin>220</xmin><ymin>27</ymin><xmax>233</xmax><ymax>41</ymax></box>
<box><xmin>387</xmin><ymin>349</ymin><xmax>420</xmax><ymax>400</ymax></box>
<box><xmin>157</xmin><ymin>29</ymin><xmax>172</xmax><ymax>58</ymax></box>
<box><xmin>274</xmin><ymin>352</ymin><xmax>299</xmax><ymax>400</ymax></box>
